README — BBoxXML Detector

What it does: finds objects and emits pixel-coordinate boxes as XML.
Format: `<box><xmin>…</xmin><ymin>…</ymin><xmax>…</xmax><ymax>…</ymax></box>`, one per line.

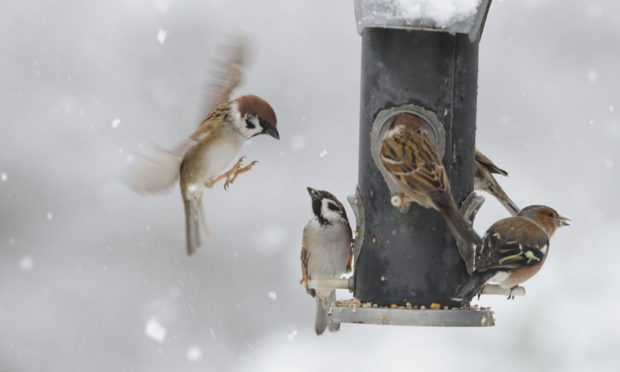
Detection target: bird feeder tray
<box><xmin>329</xmin><ymin>304</ymin><xmax>495</xmax><ymax>327</ymax></box>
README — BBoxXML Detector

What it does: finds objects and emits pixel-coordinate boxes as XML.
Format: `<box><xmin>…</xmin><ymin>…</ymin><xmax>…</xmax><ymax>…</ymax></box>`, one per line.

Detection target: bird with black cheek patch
<box><xmin>301</xmin><ymin>187</ymin><xmax>353</xmax><ymax>335</ymax></box>
<box><xmin>474</xmin><ymin>149</ymin><xmax>520</xmax><ymax>215</ymax></box>
<box><xmin>453</xmin><ymin>205</ymin><xmax>569</xmax><ymax>303</ymax></box>
<box><xmin>125</xmin><ymin>37</ymin><xmax>279</xmax><ymax>255</ymax></box>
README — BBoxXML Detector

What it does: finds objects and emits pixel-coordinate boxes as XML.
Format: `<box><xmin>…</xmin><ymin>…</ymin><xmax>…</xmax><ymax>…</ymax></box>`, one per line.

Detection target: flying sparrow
<box><xmin>453</xmin><ymin>205</ymin><xmax>569</xmax><ymax>303</ymax></box>
<box><xmin>474</xmin><ymin>149</ymin><xmax>520</xmax><ymax>215</ymax></box>
<box><xmin>125</xmin><ymin>37</ymin><xmax>279</xmax><ymax>255</ymax></box>
<box><xmin>301</xmin><ymin>187</ymin><xmax>353</xmax><ymax>335</ymax></box>
<box><xmin>379</xmin><ymin>113</ymin><xmax>482</xmax><ymax>248</ymax></box>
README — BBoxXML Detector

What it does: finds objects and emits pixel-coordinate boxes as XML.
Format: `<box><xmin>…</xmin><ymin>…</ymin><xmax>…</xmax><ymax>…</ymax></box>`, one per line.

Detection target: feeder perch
<box><xmin>333</xmin><ymin>0</ymin><xmax>496</xmax><ymax>328</ymax></box>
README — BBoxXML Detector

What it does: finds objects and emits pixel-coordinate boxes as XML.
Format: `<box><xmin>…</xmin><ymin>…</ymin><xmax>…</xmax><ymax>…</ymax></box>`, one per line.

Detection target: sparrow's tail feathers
<box><xmin>440</xmin><ymin>205</ymin><xmax>483</xmax><ymax>267</ymax></box>
<box><xmin>314</xmin><ymin>290</ymin><xmax>335</xmax><ymax>336</ymax></box>
<box><xmin>452</xmin><ymin>271</ymin><xmax>497</xmax><ymax>305</ymax></box>
<box><xmin>184</xmin><ymin>197</ymin><xmax>207</xmax><ymax>256</ymax></box>
<box><xmin>124</xmin><ymin>139</ymin><xmax>196</xmax><ymax>194</ymax></box>
<box><xmin>489</xmin><ymin>183</ymin><xmax>520</xmax><ymax>216</ymax></box>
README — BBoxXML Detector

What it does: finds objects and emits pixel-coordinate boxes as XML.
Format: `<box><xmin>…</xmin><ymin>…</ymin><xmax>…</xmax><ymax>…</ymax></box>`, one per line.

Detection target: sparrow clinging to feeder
<box><xmin>301</xmin><ymin>187</ymin><xmax>353</xmax><ymax>335</ymax></box>
<box><xmin>379</xmin><ymin>113</ymin><xmax>482</xmax><ymax>248</ymax></box>
<box><xmin>125</xmin><ymin>36</ymin><xmax>280</xmax><ymax>255</ymax></box>
<box><xmin>474</xmin><ymin>149</ymin><xmax>520</xmax><ymax>215</ymax></box>
<box><xmin>453</xmin><ymin>205</ymin><xmax>569</xmax><ymax>303</ymax></box>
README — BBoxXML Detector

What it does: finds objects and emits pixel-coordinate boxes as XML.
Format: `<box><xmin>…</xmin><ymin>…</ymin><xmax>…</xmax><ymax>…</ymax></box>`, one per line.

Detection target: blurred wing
<box><xmin>475</xmin><ymin>149</ymin><xmax>508</xmax><ymax>176</ymax></box>
<box><xmin>476</xmin><ymin>217</ymin><xmax>549</xmax><ymax>271</ymax></box>
<box><xmin>201</xmin><ymin>34</ymin><xmax>248</xmax><ymax>114</ymax></box>
<box><xmin>124</xmin><ymin>139</ymin><xmax>197</xmax><ymax>194</ymax></box>
<box><xmin>190</xmin><ymin>103</ymin><xmax>229</xmax><ymax>141</ymax></box>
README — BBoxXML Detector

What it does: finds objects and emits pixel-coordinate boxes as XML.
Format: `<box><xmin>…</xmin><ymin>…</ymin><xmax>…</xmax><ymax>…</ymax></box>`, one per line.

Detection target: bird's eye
<box><xmin>328</xmin><ymin>202</ymin><xmax>339</xmax><ymax>212</ymax></box>
<box><xmin>548</xmin><ymin>212</ymin><xmax>555</xmax><ymax>218</ymax></box>
<box><xmin>245</xmin><ymin>119</ymin><xmax>256</xmax><ymax>129</ymax></box>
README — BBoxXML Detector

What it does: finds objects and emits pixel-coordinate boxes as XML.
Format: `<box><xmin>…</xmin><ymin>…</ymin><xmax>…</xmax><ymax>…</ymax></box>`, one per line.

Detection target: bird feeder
<box><xmin>306</xmin><ymin>0</ymin><xmax>532</xmax><ymax>329</ymax></box>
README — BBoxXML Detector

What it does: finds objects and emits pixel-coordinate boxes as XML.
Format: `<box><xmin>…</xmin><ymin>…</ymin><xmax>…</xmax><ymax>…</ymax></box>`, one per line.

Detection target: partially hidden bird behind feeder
<box><xmin>474</xmin><ymin>149</ymin><xmax>520</xmax><ymax>216</ymax></box>
<box><xmin>124</xmin><ymin>36</ymin><xmax>280</xmax><ymax>255</ymax></box>
<box><xmin>453</xmin><ymin>205</ymin><xmax>569</xmax><ymax>303</ymax></box>
<box><xmin>301</xmin><ymin>187</ymin><xmax>353</xmax><ymax>335</ymax></box>
<box><xmin>379</xmin><ymin>113</ymin><xmax>482</xmax><ymax>249</ymax></box>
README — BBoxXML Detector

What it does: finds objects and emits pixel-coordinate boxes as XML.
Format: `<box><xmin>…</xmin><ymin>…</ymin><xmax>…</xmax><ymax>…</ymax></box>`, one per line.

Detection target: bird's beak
<box><xmin>557</xmin><ymin>215</ymin><xmax>570</xmax><ymax>226</ymax></box>
<box><xmin>306</xmin><ymin>187</ymin><xmax>320</xmax><ymax>200</ymax></box>
<box><xmin>264</xmin><ymin>126</ymin><xmax>280</xmax><ymax>140</ymax></box>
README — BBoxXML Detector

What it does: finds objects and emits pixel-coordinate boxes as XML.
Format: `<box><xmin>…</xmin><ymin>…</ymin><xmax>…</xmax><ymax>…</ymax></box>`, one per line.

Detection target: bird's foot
<box><xmin>206</xmin><ymin>156</ymin><xmax>258</xmax><ymax>190</ymax></box>
<box><xmin>223</xmin><ymin>156</ymin><xmax>258</xmax><ymax>190</ymax></box>
<box><xmin>507</xmin><ymin>286</ymin><xmax>517</xmax><ymax>300</ymax></box>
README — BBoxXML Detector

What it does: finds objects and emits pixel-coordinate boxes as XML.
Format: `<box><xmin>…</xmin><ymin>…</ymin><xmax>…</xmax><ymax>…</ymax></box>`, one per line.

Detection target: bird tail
<box><xmin>183</xmin><ymin>197</ymin><xmax>209</xmax><ymax>256</ymax></box>
<box><xmin>452</xmin><ymin>271</ymin><xmax>497</xmax><ymax>305</ymax></box>
<box><xmin>315</xmin><ymin>290</ymin><xmax>335</xmax><ymax>335</ymax></box>
<box><xmin>488</xmin><ymin>183</ymin><xmax>520</xmax><ymax>216</ymax></box>
<box><xmin>124</xmin><ymin>139</ymin><xmax>196</xmax><ymax>194</ymax></box>
<box><xmin>439</xmin><ymin>205</ymin><xmax>483</xmax><ymax>271</ymax></box>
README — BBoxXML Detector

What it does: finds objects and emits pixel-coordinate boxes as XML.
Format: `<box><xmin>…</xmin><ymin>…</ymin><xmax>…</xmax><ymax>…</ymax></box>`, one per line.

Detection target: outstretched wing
<box><xmin>201</xmin><ymin>34</ymin><xmax>248</xmax><ymax>114</ymax></box>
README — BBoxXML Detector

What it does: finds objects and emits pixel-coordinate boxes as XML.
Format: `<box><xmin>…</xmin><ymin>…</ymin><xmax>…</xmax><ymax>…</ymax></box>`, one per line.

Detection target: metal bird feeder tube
<box><xmin>354</xmin><ymin>28</ymin><xmax>482</xmax><ymax>308</ymax></box>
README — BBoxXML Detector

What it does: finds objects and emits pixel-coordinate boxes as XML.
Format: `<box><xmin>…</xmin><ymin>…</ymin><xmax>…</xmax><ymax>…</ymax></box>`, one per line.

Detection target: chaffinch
<box><xmin>474</xmin><ymin>149</ymin><xmax>520</xmax><ymax>215</ymax></box>
<box><xmin>453</xmin><ymin>205</ymin><xmax>569</xmax><ymax>303</ymax></box>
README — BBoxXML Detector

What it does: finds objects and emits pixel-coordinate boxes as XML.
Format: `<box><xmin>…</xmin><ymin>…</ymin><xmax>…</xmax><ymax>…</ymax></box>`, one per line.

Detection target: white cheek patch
<box><xmin>321</xmin><ymin>199</ymin><xmax>342</xmax><ymax>221</ymax></box>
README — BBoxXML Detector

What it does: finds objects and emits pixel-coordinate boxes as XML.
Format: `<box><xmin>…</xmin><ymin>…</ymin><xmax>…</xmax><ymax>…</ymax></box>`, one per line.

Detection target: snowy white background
<box><xmin>1</xmin><ymin>0</ymin><xmax>619</xmax><ymax>371</ymax></box>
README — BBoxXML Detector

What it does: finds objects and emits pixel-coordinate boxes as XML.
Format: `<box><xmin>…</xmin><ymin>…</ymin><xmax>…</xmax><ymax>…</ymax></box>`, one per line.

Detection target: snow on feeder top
<box><xmin>355</xmin><ymin>0</ymin><xmax>491</xmax><ymax>42</ymax></box>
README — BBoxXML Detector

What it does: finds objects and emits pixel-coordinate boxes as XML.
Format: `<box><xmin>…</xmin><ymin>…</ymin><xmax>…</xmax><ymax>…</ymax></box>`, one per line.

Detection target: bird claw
<box><xmin>506</xmin><ymin>286</ymin><xmax>517</xmax><ymax>300</ymax></box>
<box><xmin>220</xmin><ymin>157</ymin><xmax>258</xmax><ymax>190</ymax></box>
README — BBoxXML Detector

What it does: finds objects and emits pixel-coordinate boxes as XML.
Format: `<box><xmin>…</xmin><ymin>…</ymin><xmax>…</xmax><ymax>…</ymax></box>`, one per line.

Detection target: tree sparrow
<box><xmin>301</xmin><ymin>187</ymin><xmax>353</xmax><ymax>335</ymax></box>
<box><xmin>125</xmin><ymin>37</ymin><xmax>279</xmax><ymax>255</ymax></box>
<box><xmin>474</xmin><ymin>149</ymin><xmax>520</xmax><ymax>215</ymax></box>
<box><xmin>379</xmin><ymin>113</ymin><xmax>482</xmax><ymax>248</ymax></box>
<box><xmin>453</xmin><ymin>205</ymin><xmax>569</xmax><ymax>303</ymax></box>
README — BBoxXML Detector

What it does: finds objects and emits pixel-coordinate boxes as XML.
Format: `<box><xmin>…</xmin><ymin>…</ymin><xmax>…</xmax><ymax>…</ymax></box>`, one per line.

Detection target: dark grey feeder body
<box><xmin>354</xmin><ymin>28</ymin><xmax>481</xmax><ymax>307</ymax></box>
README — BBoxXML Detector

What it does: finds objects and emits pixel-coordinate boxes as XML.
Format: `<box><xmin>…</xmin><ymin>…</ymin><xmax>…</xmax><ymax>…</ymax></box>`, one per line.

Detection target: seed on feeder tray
<box><xmin>420</xmin><ymin>305</ymin><xmax>426</xmax><ymax>310</ymax></box>
<box><xmin>380</xmin><ymin>276</ymin><xmax>385</xmax><ymax>282</ymax></box>
<box><xmin>390</xmin><ymin>304</ymin><xmax>398</xmax><ymax>309</ymax></box>
<box><xmin>405</xmin><ymin>302</ymin><xmax>412</xmax><ymax>308</ymax></box>
<box><xmin>372</xmin><ymin>304</ymin><xmax>378</xmax><ymax>308</ymax></box>
<box><xmin>430</xmin><ymin>303</ymin><xmax>441</xmax><ymax>310</ymax></box>
<box><xmin>372</xmin><ymin>237</ymin><xmax>377</xmax><ymax>244</ymax></box>
<box><xmin>480</xmin><ymin>316</ymin><xmax>487</xmax><ymax>325</ymax></box>
<box><xmin>363</xmin><ymin>302</ymin><xmax>371</xmax><ymax>308</ymax></box>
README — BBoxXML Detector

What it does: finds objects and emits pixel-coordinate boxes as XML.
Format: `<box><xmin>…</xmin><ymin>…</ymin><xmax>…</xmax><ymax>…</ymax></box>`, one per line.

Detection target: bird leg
<box><xmin>507</xmin><ymin>286</ymin><xmax>517</xmax><ymax>300</ymax></box>
<box><xmin>299</xmin><ymin>274</ymin><xmax>311</xmax><ymax>288</ymax></box>
<box><xmin>206</xmin><ymin>156</ymin><xmax>258</xmax><ymax>190</ymax></box>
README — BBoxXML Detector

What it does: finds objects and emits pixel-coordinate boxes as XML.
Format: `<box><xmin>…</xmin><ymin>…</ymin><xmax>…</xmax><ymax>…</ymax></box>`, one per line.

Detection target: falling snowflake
<box><xmin>46</xmin><ymin>212</ymin><xmax>53</xmax><ymax>221</ymax></box>
<box><xmin>1</xmin><ymin>173</ymin><xmax>6</xmax><ymax>181</ymax></box>
<box><xmin>20</xmin><ymin>256</ymin><xmax>34</xmax><ymax>271</ymax></box>
<box><xmin>186</xmin><ymin>345</ymin><xmax>203</xmax><ymax>362</ymax></box>
<box><xmin>145</xmin><ymin>317</ymin><xmax>167</xmax><ymax>342</ymax></box>
<box><xmin>209</xmin><ymin>328</ymin><xmax>217</xmax><ymax>341</ymax></box>
<box><xmin>319</xmin><ymin>149</ymin><xmax>328</xmax><ymax>157</ymax></box>
<box><xmin>268</xmin><ymin>291</ymin><xmax>277</xmax><ymax>300</ymax></box>
<box><xmin>610</xmin><ymin>105</ymin><xmax>615</xmax><ymax>113</ymax></box>
<box><xmin>287</xmin><ymin>329</ymin><xmax>298</xmax><ymax>341</ymax></box>
<box><xmin>111</xmin><ymin>118</ymin><xmax>121</xmax><ymax>128</ymax></box>
<box><xmin>157</xmin><ymin>29</ymin><xmax>167</xmax><ymax>45</ymax></box>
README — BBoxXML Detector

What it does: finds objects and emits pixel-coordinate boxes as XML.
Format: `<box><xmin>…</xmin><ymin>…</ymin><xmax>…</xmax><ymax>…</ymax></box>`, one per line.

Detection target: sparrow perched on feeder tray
<box><xmin>453</xmin><ymin>205</ymin><xmax>569</xmax><ymax>303</ymax></box>
<box><xmin>301</xmin><ymin>187</ymin><xmax>353</xmax><ymax>335</ymax></box>
<box><xmin>474</xmin><ymin>149</ymin><xmax>520</xmax><ymax>215</ymax></box>
<box><xmin>125</xmin><ymin>36</ymin><xmax>279</xmax><ymax>255</ymax></box>
<box><xmin>379</xmin><ymin>113</ymin><xmax>482</xmax><ymax>247</ymax></box>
